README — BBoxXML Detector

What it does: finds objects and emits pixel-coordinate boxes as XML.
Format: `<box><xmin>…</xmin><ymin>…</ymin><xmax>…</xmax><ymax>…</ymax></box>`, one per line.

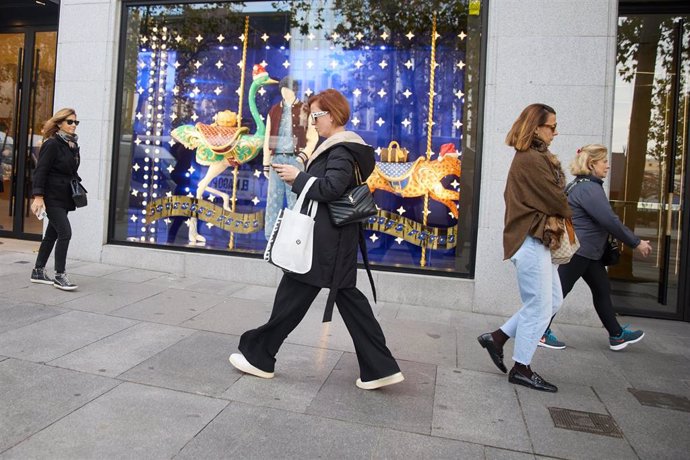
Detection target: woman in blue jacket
<box><xmin>30</xmin><ymin>108</ymin><xmax>82</xmax><ymax>291</ymax></box>
<box><xmin>540</xmin><ymin>144</ymin><xmax>652</xmax><ymax>351</ymax></box>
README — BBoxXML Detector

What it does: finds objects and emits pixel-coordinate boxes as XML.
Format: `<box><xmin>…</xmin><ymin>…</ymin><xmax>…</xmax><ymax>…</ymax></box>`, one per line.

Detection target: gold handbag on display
<box><xmin>379</xmin><ymin>140</ymin><xmax>409</xmax><ymax>163</ymax></box>
<box><xmin>550</xmin><ymin>217</ymin><xmax>580</xmax><ymax>265</ymax></box>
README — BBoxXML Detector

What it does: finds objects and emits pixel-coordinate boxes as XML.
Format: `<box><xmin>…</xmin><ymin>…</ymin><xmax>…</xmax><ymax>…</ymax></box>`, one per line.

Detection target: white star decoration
<box><xmin>369</xmin><ymin>233</ymin><xmax>379</xmax><ymax>243</ymax></box>
<box><xmin>406</xmin><ymin>31</ymin><xmax>414</xmax><ymax>40</ymax></box>
<box><xmin>253</xmin><ymin>169</ymin><xmax>262</xmax><ymax>178</ymax></box>
<box><xmin>396</xmin><ymin>206</ymin><xmax>406</xmax><ymax>215</ymax></box>
<box><xmin>331</xmin><ymin>32</ymin><xmax>340</xmax><ymax>41</ymax></box>
<box><xmin>168</xmin><ymin>139</ymin><xmax>175</xmax><ymax>147</ymax></box>
<box><xmin>239</xmin><ymin>34</ymin><xmax>245</xmax><ymax>42</ymax></box>
<box><xmin>456</xmin><ymin>60</ymin><xmax>466</xmax><ymax>70</ymax></box>
<box><xmin>215</xmin><ymin>60</ymin><xmax>223</xmax><ymax>69</ymax></box>
<box><xmin>306</xmin><ymin>60</ymin><xmax>314</xmax><ymax>69</ymax></box>
<box><xmin>172</xmin><ymin>86</ymin><xmax>179</xmax><ymax>95</ymax></box>
<box><xmin>187</xmin><ymin>166</ymin><xmax>195</xmax><ymax>174</ymax></box>
<box><xmin>380</xmin><ymin>31</ymin><xmax>389</xmax><ymax>40</ymax></box>
<box><xmin>284</xmin><ymin>33</ymin><xmax>292</xmax><ymax>41</ymax></box>
<box><xmin>207</xmin><ymin>194</ymin><xmax>216</xmax><ymax>202</ymax></box>
<box><xmin>134</xmin><ymin>138</ymin><xmax>141</xmax><ymax>145</ymax></box>
<box><xmin>395</xmin><ymin>237</ymin><xmax>404</xmax><ymax>244</ymax></box>
<box><xmin>402</xmin><ymin>89</ymin><xmax>412</xmax><ymax>98</ymax></box>
<box><xmin>175</xmin><ymin>35</ymin><xmax>182</xmax><ymax>43</ymax></box>
<box><xmin>164</xmin><ymin>218</ymin><xmax>171</xmax><ymax>225</ymax></box>
<box><xmin>378</xmin><ymin>60</ymin><xmax>388</xmax><ymax>69</ymax></box>
<box><xmin>375</xmin><ymin>117</ymin><xmax>385</xmax><ymax>127</ymax></box>
<box><xmin>195</xmin><ymin>34</ymin><xmax>203</xmax><ymax>42</ymax></box>
<box><xmin>308</xmin><ymin>33</ymin><xmax>316</xmax><ymax>41</ymax></box>
<box><xmin>173</xmin><ymin>61</ymin><xmax>180</xmax><ymax>69</ymax></box>
<box><xmin>252</xmin><ymin>196</ymin><xmax>260</xmax><ymax>205</ymax></box>
<box><xmin>133</xmin><ymin>163</ymin><xmax>140</xmax><ymax>171</ymax></box>
<box><xmin>451</xmin><ymin>179</ymin><xmax>460</xmax><ymax>189</ymax></box>
<box><xmin>354</xmin><ymin>60</ymin><xmax>363</xmax><ymax>69</ymax></box>
<box><xmin>260</xmin><ymin>60</ymin><xmax>268</xmax><ymax>68</ymax></box>
<box><xmin>214</xmin><ymin>87</ymin><xmax>222</xmax><ymax>96</ymax></box>
<box><xmin>448</xmin><ymin>211</ymin><xmax>456</xmax><ymax>219</ymax></box>
<box><xmin>404</xmin><ymin>60</ymin><xmax>413</xmax><ymax>69</ymax></box>
<box><xmin>355</xmin><ymin>32</ymin><xmax>364</xmax><ymax>41</ymax></box>
<box><xmin>352</xmin><ymin>88</ymin><xmax>362</xmax><ymax>98</ymax></box>
<box><xmin>167</xmin><ymin>164</ymin><xmax>174</xmax><ymax>174</ymax></box>
<box><xmin>136</xmin><ymin>112</ymin><xmax>142</xmax><ymax>120</ymax></box>
<box><xmin>401</xmin><ymin>118</ymin><xmax>411</xmax><ymax>128</ymax></box>
<box><xmin>166</xmin><ymin>191</ymin><xmax>172</xmax><ymax>197</ymax></box>
<box><xmin>330</xmin><ymin>60</ymin><xmax>338</xmax><ymax>69</ymax></box>
<box><xmin>217</xmin><ymin>34</ymin><xmax>225</xmax><ymax>42</ymax></box>
<box><xmin>205</xmin><ymin>222</ymin><xmax>214</xmax><ymax>229</ymax></box>
<box><xmin>192</xmin><ymin>87</ymin><xmax>200</xmax><ymax>95</ymax></box>
<box><xmin>130</xmin><ymin>214</ymin><xmax>138</xmax><ymax>222</ymax></box>
<box><xmin>282</xmin><ymin>60</ymin><xmax>290</xmax><ymax>68</ymax></box>
<box><xmin>237</xmin><ymin>60</ymin><xmax>244</xmax><ymax>68</ymax></box>
<box><xmin>304</xmin><ymin>88</ymin><xmax>313</xmax><ymax>97</ymax></box>
<box><xmin>170</xmin><ymin>113</ymin><xmax>177</xmax><ymax>121</ymax></box>
<box><xmin>455</xmin><ymin>89</ymin><xmax>464</xmax><ymax>99</ymax></box>
<box><xmin>191</xmin><ymin>113</ymin><xmax>198</xmax><ymax>122</ymax></box>
<box><xmin>131</xmin><ymin>188</ymin><xmax>138</xmax><ymax>197</ymax></box>
<box><xmin>261</xmin><ymin>33</ymin><xmax>269</xmax><ymax>42</ymax></box>
<box><xmin>458</xmin><ymin>31</ymin><xmax>467</xmax><ymax>40</ymax></box>
<box><xmin>377</xmin><ymin>88</ymin><xmax>387</xmax><ymax>98</ymax></box>
<box><xmin>424</xmin><ymin>209</ymin><xmax>432</xmax><ymax>216</ymax></box>
<box><xmin>453</xmin><ymin>120</ymin><xmax>463</xmax><ymax>129</ymax></box>
<box><xmin>351</xmin><ymin>116</ymin><xmax>360</xmax><ymax>127</ymax></box>
<box><xmin>258</xmin><ymin>87</ymin><xmax>266</xmax><ymax>96</ymax></box>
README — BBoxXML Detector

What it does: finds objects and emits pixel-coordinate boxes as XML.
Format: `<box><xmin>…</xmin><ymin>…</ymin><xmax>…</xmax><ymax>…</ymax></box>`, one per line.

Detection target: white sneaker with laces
<box><xmin>228</xmin><ymin>353</ymin><xmax>274</xmax><ymax>379</ymax></box>
<box><xmin>356</xmin><ymin>372</ymin><xmax>404</xmax><ymax>390</ymax></box>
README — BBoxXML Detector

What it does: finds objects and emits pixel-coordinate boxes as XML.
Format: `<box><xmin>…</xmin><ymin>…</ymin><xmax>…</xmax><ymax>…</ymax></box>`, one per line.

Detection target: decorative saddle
<box><xmin>373</xmin><ymin>157</ymin><xmax>423</xmax><ymax>193</ymax></box>
<box><xmin>195</xmin><ymin>123</ymin><xmax>248</xmax><ymax>155</ymax></box>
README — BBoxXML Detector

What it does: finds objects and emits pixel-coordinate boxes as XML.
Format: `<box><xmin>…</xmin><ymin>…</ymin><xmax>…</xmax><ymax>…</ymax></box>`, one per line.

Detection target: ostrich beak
<box><xmin>266</xmin><ymin>78</ymin><xmax>279</xmax><ymax>85</ymax></box>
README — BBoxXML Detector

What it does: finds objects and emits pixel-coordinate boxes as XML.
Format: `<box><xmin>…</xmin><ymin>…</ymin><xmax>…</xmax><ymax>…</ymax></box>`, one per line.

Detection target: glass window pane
<box><xmin>112</xmin><ymin>1</ymin><xmax>482</xmax><ymax>276</ymax></box>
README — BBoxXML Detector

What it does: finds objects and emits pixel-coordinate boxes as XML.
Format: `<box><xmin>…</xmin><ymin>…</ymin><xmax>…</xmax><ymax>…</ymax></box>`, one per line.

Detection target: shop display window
<box><xmin>111</xmin><ymin>0</ymin><xmax>483</xmax><ymax>275</ymax></box>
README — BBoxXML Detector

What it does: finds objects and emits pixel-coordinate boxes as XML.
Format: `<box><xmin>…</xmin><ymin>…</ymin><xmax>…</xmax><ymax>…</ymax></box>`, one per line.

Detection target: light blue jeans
<box><xmin>264</xmin><ymin>153</ymin><xmax>302</xmax><ymax>239</ymax></box>
<box><xmin>500</xmin><ymin>236</ymin><xmax>563</xmax><ymax>366</ymax></box>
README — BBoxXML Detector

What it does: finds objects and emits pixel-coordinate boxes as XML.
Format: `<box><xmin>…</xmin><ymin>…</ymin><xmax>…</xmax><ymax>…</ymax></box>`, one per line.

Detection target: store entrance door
<box><xmin>0</xmin><ymin>29</ymin><xmax>57</xmax><ymax>239</ymax></box>
<box><xmin>610</xmin><ymin>12</ymin><xmax>690</xmax><ymax>321</ymax></box>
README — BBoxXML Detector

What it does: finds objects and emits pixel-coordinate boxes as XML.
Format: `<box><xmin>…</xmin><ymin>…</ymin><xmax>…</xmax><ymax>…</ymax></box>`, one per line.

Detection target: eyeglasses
<box><xmin>65</xmin><ymin>119</ymin><xmax>80</xmax><ymax>126</ymax></box>
<box><xmin>310</xmin><ymin>111</ymin><xmax>329</xmax><ymax>122</ymax></box>
<box><xmin>542</xmin><ymin>123</ymin><xmax>557</xmax><ymax>132</ymax></box>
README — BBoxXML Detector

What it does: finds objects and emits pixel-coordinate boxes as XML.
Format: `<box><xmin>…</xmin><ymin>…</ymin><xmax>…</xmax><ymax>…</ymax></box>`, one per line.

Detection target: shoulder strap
<box><xmin>358</xmin><ymin>224</ymin><xmax>377</xmax><ymax>303</ymax></box>
<box><xmin>564</xmin><ymin>177</ymin><xmax>590</xmax><ymax>196</ymax></box>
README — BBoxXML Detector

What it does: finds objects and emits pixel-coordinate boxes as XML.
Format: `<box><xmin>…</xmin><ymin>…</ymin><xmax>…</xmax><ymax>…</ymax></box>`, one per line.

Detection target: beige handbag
<box><xmin>550</xmin><ymin>218</ymin><xmax>580</xmax><ymax>265</ymax></box>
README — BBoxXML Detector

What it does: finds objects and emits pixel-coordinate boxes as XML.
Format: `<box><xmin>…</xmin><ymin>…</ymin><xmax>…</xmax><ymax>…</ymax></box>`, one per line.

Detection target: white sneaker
<box><xmin>356</xmin><ymin>372</ymin><xmax>404</xmax><ymax>390</ymax></box>
<box><xmin>228</xmin><ymin>353</ymin><xmax>274</xmax><ymax>379</ymax></box>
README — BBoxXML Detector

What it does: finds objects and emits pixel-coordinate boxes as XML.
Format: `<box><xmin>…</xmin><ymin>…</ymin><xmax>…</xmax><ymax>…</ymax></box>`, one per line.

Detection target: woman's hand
<box><xmin>635</xmin><ymin>240</ymin><xmax>652</xmax><ymax>257</ymax></box>
<box><xmin>30</xmin><ymin>196</ymin><xmax>45</xmax><ymax>215</ymax></box>
<box><xmin>272</xmin><ymin>163</ymin><xmax>300</xmax><ymax>185</ymax></box>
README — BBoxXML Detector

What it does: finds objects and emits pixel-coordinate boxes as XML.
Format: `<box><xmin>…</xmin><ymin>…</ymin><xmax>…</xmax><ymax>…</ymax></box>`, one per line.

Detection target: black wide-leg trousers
<box><xmin>238</xmin><ymin>275</ymin><xmax>400</xmax><ymax>381</ymax></box>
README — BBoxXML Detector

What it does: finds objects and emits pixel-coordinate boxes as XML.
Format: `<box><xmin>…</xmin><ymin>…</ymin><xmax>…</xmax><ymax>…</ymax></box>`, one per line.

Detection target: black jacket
<box><xmin>567</xmin><ymin>175</ymin><xmax>640</xmax><ymax>260</ymax></box>
<box><xmin>289</xmin><ymin>139</ymin><xmax>376</xmax><ymax>319</ymax></box>
<box><xmin>32</xmin><ymin>136</ymin><xmax>81</xmax><ymax>211</ymax></box>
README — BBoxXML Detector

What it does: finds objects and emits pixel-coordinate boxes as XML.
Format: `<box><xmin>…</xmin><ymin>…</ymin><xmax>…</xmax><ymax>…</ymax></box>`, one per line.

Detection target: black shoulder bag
<box><xmin>327</xmin><ymin>162</ymin><xmax>377</xmax><ymax>226</ymax></box>
<box><xmin>71</xmin><ymin>179</ymin><xmax>88</xmax><ymax>208</ymax></box>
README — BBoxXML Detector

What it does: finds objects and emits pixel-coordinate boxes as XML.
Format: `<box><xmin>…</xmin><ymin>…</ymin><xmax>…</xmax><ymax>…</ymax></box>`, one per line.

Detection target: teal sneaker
<box><xmin>609</xmin><ymin>326</ymin><xmax>644</xmax><ymax>351</ymax></box>
<box><xmin>538</xmin><ymin>328</ymin><xmax>566</xmax><ymax>350</ymax></box>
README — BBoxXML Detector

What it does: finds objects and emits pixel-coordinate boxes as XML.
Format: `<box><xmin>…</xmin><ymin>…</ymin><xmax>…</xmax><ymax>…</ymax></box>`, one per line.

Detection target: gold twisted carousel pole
<box><xmin>420</xmin><ymin>13</ymin><xmax>437</xmax><ymax>267</ymax></box>
<box><xmin>228</xmin><ymin>15</ymin><xmax>250</xmax><ymax>249</ymax></box>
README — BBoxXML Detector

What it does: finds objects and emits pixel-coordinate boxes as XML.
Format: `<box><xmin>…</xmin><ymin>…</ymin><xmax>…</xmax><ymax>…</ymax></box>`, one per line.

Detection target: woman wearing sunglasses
<box><xmin>477</xmin><ymin>103</ymin><xmax>570</xmax><ymax>392</ymax></box>
<box><xmin>29</xmin><ymin>108</ymin><xmax>82</xmax><ymax>291</ymax></box>
<box><xmin>230</xmin><ymin>89</ymin><xmax>404</xmax><ymax>390</ymax></box>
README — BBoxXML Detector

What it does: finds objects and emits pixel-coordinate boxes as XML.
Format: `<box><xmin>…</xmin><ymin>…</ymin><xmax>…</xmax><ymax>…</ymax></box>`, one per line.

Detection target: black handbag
<box><xmin>327</xmin><ymin>162</ymin><xmax>377</xmax><ymax>226</ymax></box>
<box><xmin>70</xmin><ymin>179</ymin><xmax>88</xmax><ymax>208</ymax></box>
<box><xmin>601</xmin><ymin>235</ymin><xmax>620</xmax><ymax>266</ymax></box>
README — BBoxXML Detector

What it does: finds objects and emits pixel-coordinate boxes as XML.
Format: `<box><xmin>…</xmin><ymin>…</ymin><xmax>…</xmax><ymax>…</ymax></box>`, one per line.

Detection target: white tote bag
<box><xmin>264</xmin><ymin>177</ymin><xmax>318</xmax><ymax>274</ymax></box>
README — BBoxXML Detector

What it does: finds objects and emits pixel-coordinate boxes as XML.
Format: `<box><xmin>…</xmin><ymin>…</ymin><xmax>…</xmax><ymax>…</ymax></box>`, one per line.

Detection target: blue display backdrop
<box><xmin>117</xmin><ymin>1</ymin><xmax>472</xmax><ymax>271</ymax></box>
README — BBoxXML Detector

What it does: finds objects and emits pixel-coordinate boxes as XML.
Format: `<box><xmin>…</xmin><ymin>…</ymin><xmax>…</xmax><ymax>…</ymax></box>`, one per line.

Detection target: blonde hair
<box><xmin>505</xmin><ymin>103</ymin><xmax>556</xmax><ymax>152</ymax></box>
<box><xmin>41</xmin><ymin>108</ymin><xmax>76</xmax><ymax>139</ymax></box>
<box><xmin>570</xmin><ymin>144</ymin><xmax>608</xmax><ymax>175</ymax></box>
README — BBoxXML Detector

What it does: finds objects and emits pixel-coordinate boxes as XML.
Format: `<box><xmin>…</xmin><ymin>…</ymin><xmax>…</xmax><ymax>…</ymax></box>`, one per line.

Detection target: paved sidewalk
<box><xmin>1</xmin><ymin>238</ymin><xmax>689</xmax><ymax>459</ymax></box>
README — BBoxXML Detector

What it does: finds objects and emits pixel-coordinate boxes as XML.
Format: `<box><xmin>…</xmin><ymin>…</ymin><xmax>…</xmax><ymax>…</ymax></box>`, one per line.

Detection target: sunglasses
<box><xmin>64</xmin><ymin>119</ymin><xmax>80</xmax><ymax>126</ymax></box>
<box><xmin>542</xmin><ymin>123</ymin><xmax>557</xmax><ymax>132</ymax></box>
<box><xmin>310</xmin><ymin>111</ymin><xmax>329</xmax><ymax>122</ymax></box>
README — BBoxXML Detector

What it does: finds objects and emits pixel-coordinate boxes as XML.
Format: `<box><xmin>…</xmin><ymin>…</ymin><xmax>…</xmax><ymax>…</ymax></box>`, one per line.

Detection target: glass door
<box><xmin>611</xmin><ymin>13</ymin><xmax>690</xmax><ymax>320</ymax></box>
<box><xmin>0</xmin><ymin>28</ymin><xmax>57</xmax><ymax>238</ymax></box>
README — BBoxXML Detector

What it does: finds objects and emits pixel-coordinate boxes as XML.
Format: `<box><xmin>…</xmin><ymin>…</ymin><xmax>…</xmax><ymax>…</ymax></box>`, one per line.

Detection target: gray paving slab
<box><xmin>380</xmin><ymin>317</ymin><xmax>458</xmax><ymax>367</ymax></box>
<box><xmin>516</xmin><ymin>383</ymin><xmax>636</xmax><ymax>460</ymax></box>
<box><xmin>102</xmin><ymin>267</ymin><xmax>168</xmax><ymax>283</ymax></box>
<box><xmin>0</xmin><ymin>310</ymin><xmax>138</xmax><ymax>362</ymax></box>
<box><xmin>603</xmin><ymin>342</ymin><xmax>690</xmax><ymax>388</ymax></box>
<box><xmin>485</xmin><ymin>447</ymin><xmax>536</xmax><ymax>460</ymax></box>
<box><xmin>176</xmin><ymin>401</ymin><xmax>380</xmax><ymax>460</ymax></box>
<box><xmin>2</xmin><ymin>274</ymin><xmax>93</xmax><ymax>305</ymax></box>
<box><xmin>0</xmin><ymin>260</ymin><xmax>32</xmax><ymax>276</ymax></box>
<box><xmin>227</xmin><ymin>283</ymin><xmax>279</xmax><ymax>302</ymax></box>
<box><xmin>593</xmin><ymin>382</ymin><xmax>690</xmax><ymax>460</ymax></box>
<box><xmin>66</xmin><ymin>262</ymin><xmax>128</xmax><ymax>277</ymax></box>
<box><xmin>0</xmin><ymin>303</ymin><xmax>67</xmax><ymax>334</ymax></box>
<box><xmin>1</xmin><ymin>382</ymin><xmax>227</xmax><ymax>460</ymax></box>
<box><xmin>181</xmin><ymin>296</ymin><xmax>274</xmax><ymax>335</ymax></box>
<box><xmin>369</xmin><ymin>427</ymin><xmax>485</xmax><ymax>459</ymax></box>
<box><xmin>432</xmin><ymin>367</ymin><xmax>532</xmax><ymax>452</ymax></box>
<box><xmin>141</xmin><ymin>273</ymin><xmax>208</xmax><ymax>290</ymax></box>
<box><xmin>181</xmin><ymin>277</ymin><xmax>247</xmax><ymax>298</ymax></box>
<box><xmin>56</xmin><ymin>280</ymin><xmax>166</xmax><ymax>313</ymax></box>
<box><xmin>534</xmin><ymin>346</ymin><xmax>632</xmax><ymax>389</ymax></box>
<box><xmin>109</xmin><ymin>288</ymin><xmax>225</xmax><ymax>325</ymax></box>
<box><xmin>119</xmin><ymin>331</ymin><xmax>239</xmax><ymax>397</ymax></box>
<box><xmin>621</xmin><ymin>316</ymin><xmax>690</xmax><ymax>338</ymax></box>
<box><xmin>50</xmin><ymin>322</ymin><xmax>196</xmax><ymax>377</ymax></box>
<box><xmin>0</xmin><ymin>359</ymin><xmax>118</xmax><ymax>453</ymax></box>
<box><xmin>223</xmin><ymin>342</ymin><xmax>342</xmax><ymax>412</ymax></box>
<box><xmin>307</xmin><ymin>353</ymin><xmax>435</xmax><ymax>434</ymax></box>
